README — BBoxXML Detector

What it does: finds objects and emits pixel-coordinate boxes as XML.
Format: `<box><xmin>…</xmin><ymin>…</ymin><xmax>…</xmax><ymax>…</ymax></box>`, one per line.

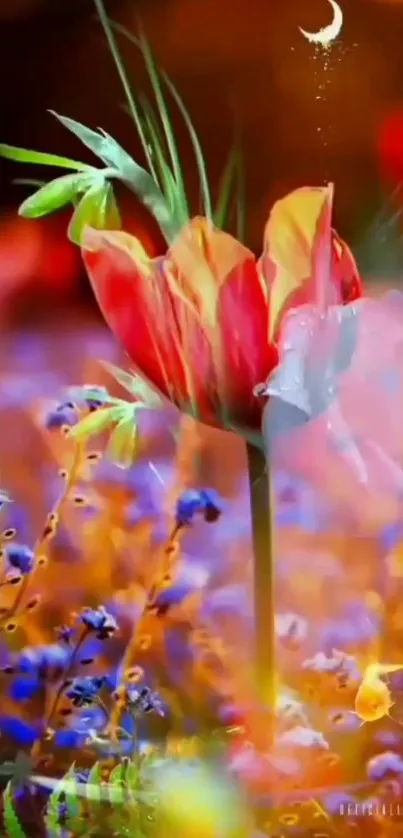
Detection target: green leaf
<box><xmin>86</xmin><ymin>761</ymin><xmax>102</xmax><ymax>803</ymax></box>
<box><xmin>138</xmin><ymin>96</ymin><xmax>179</xmax><ymax>212</ymax></box>
<box><xmin>68</xmin><ymin>405</ymin><xmax>122</xmax><ymax>442</ymax></box>
<box><xmin>50</xmin><ymin>112</ymin><xmax>142</xmax><ymax>184</ymax></box>
<box><xmin>50</xmin><ymin>112</ymin><xmax>176</xmax><ymax>242</ymax></box>
<box><xmin>107</xmin><ymin>762</ymin><xmax>128</xmax><ymax>804</ymax></box>
<box><xmin>93</xmin><ymin>0</ymin><xmax>158</xmax><ymax>181</ymax></box>
<box><xmin>109</xmin><ymin>763</ymin><xmax>126</xmax><ymax>786</ymax></box>
<box><xmin>138</xmin><ymin>27</ymin><xmax>189</xmax><ymax>227</ymax></box>
<box><xmin>107</xmin><ymin>410</ymin><xmax>137</xmax><ymax>468</ymax></box>
<box><xmin>126</xmin><ymin>759</ymin><xmax>140</xmax><ymax>792</ymax></box>
<box><xmin>112</xmin><ymin>21</ymin><xmax>212</xmax><ymax>222</ymax></box>
<box><xmin>0</xmin><ymin>143</ymin><xmax>93</xmax><ymax>171</ymax></box>
<box><xmin>67</xmin><ymin>179</ymin><xmax>120</xmax><ymax>244</ymax></box>
<box><xmin>214</xmin><ymin>146</ymin><xmax>239</xmax><ymax>231</ymax></box>
<box><xmin>2</xmin><ymin>783</ymin><xmax>26</xmax><ymax>838</ymax></box>
<box><xmin>18</xmin><ymin>172</ymin><xmax>93</xmax><ymax>219</ymax></box>
<box><xmin>102</xmin><ymin>361</ymin><xmax>164</xmax><ymax>408</ymax></box>
<box><xmin>44</xmin><ymin>784</ymin><xmax>63</xmax><ymax>838</ymax></box>
<box><xmin>161</xmin><ymin>73</ymin><xmax>212</xmax><ymax>222</ymax></box>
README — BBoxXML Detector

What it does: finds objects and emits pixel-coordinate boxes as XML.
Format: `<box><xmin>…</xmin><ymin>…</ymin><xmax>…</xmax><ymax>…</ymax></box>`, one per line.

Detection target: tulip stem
<box><xmin>246</xmin><ymin>443</ymin><xmax>276</xmax><ymax>728</ymax></box>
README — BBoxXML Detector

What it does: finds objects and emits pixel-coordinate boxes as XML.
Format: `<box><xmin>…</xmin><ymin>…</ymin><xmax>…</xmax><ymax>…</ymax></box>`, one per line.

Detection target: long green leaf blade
<box><xmin>93</xmin><ymin>0</ymin><xmax>158</xmax><ymax>181</ymax></box>
<box><xmin>138</xmin><ymin>26</ymin><xmax>189</xmax><ymax>226</ymax></box>
<box><xmin>0</xmin><ymin>144</ymin><xmax>92</xmax><ymax>171</ymax></box>
<box><xmin>162</xmin><ymin>74</ymin><xmax>212</xmax><ymax>221</ymax></box>
<box><xmin>107</xmin><ymin>410</ymin><xmax>137</xmax><ymax>467</ymax></box>
<box><xmin>111</xmin><ymin>21</ymin><xmax>212</xmax><ymax>222</ymax></box>
<box><xmin>214</xmin><ymin>145</ymin><xmax>239</xmax><ymax>230</ymax></box>
<box><xmin>235</xmin><ymin>148</ymin><xmax>246</xmax><ymax>243</ymax></box>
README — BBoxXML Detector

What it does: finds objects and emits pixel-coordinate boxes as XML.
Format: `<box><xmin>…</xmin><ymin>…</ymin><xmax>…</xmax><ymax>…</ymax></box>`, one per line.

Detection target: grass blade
<box><xmin>138</xmin><ymin>25</ymin><xmax>189</xmax><ymax>226</ymax></box>
<box><xmin>112</xmin><ymin>20</ymin><xmax>212</xmax><ymax>222</ymax></box>
<box><xmin>235</xmin><ymin>148</ymin><xmax>246</xmax><ymax>243</ymax></box>
<box><xmin>92</xmin><ymin>0</ymin><xmax>158</xmax><ymax>181</ymax></box>
<box><xmin>214</xmin><ymin>144</ymin><xmax>238</xmax><ymax>230</ymax></box>
<box><xmin>0</xmin><ymin>144</ymin><xmax>92</xmax><ymax>171</ymax></box>
<box><xmin>138</xmin><ymin>96</ymin><xmax>181</xmax><ymax>214</ymax></box>
<box><xmin>161</xmin><ymin>73</ymin><xmax>212</xmax><ymax>221</ymax></box>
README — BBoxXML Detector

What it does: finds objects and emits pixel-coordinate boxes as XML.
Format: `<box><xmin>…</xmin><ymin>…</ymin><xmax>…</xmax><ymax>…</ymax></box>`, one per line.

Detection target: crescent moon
<box><xmin>299</xmin><ymin>0</ymin><xmax>343</xmax><ymax>46</ymax></box>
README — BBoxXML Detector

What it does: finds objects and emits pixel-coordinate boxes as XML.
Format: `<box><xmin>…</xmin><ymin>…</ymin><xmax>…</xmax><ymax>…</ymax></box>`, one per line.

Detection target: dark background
<box><xmin>0</xmin><ymin>0</ymin><xmax>403</xmax><ymax>318</ymax></box>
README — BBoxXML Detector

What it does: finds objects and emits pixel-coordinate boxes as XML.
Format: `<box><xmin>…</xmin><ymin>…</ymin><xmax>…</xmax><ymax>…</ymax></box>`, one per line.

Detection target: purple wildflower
<box><xmin>367</xmin><ymin>751</ymin><xmax>403</xmax><ymax>781</ymax></box>
<box><xmin>277</xmin><ymin>726</ymin><xmax>329</xmax><ymax>750</ymax></box>
<box><xmin>4</xmin><ymin>543</ymin><xmax>34</xmax><ymax>575</ymax></box>
<box><xmin>18</xmin><ymin>644</ymin><xmax>69</xmax><ymax>679</ymax></box>
<box><xmin>175</xmin><ymin>488</ymin><xmax>223</xmax><ymax>527</ymax></box>
<box><xmin>65</xmin><ymin>675</ymin><xmax>106</xmax><ymax>707</ymax></box>
<box><xmin>45</xmin><ymin>402</ymin><xmax>78</xmax><ymax>430</ymax></box>
<box><xmin>55</xmin><ymin>625</ymin><xmax>74</xmax><ymax>645</ymax></box>
<box><xmin>81</xmin><ymin>606</ymin><xmax>118</xmax><ymax>640</ymax></box>
<box><xmin>302</xmin><ymin>649</ymin><xmax>361</xmax><ymax>683</ymax></box>
<box><xmin>125</xmin><ymin>685</ymin><xmax>165</xmax><ymax>717</ymax></box>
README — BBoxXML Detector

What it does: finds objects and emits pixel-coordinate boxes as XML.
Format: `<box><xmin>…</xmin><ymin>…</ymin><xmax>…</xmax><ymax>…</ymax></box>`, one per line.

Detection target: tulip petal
<box><xmin>167</xmin><ymin>218</ymin><xmax>272</xmax><ymax>428</ymax></box>
<box><xmin>331</xmin><ymin>232</ymin><xmax>362</xmax><ymax>302</ymax></box>
<box><xmin>218</xmin><ymin>259</ymin><xmax>278</xmax><ymax>429</ymax></box>
<box><xmin>262</xmin><ymin>185</ymin><xmax>334</xmax><ymax>340</ymax></box>
<box><xmin>82</xmin><ymin>227</ymin><xmax>188</xmax><ymax>404</ymax></box>
<box><xmin>82</xmin><ymin>226</ymin><xmax>219</xmax><ymax>424</ymax></box>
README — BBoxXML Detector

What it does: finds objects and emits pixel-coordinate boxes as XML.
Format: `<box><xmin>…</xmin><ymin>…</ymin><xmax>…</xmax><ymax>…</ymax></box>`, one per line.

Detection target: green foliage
<box><xmin>69</xmin><ymin>400</ymin><xmax>147</xmax><ymax>469</ymax></box>
<box><xmin>19</xmin><ymin>172</ymin><xmax>95</xmax><ymax>219</ymax></box>
<box><xmin>68</xmin><ymin>179</ymin><xmax>121</xmax><ymax>244</ymax></box>
<box><xmin>33</xmin><ymin>757</ymin><xmax>157</xmax><ymax>835</ymax></box>
<box><xmin>0</xmin><ymin>144</ymin><xmax>92</xmax><ymax>171</ymax></box>
<box><xmin>68</xmin><ymin>367</ymin><xmax>164</xmax><ymax>467</ymax></box>
<box><xmin>2</xmin><ymin>783</ymin><xmax>27</xmax><ymax>838</ymax></box>
<box><xmin>101</xmin><ymin>361</ymin><xmax>163</xmax><ymax>408</ymax></box>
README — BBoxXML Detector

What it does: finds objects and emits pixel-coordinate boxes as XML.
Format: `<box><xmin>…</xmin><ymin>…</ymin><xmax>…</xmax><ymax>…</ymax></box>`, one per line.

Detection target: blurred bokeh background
<box><xmin>0</xmin><ymin>0</ymin><xmax>403</xmax><ymax>505</ymax></box>
<box><xmin>0</xmin><ymin>1</ymin><xmax>402</xmax><ymax>780</ymax></box>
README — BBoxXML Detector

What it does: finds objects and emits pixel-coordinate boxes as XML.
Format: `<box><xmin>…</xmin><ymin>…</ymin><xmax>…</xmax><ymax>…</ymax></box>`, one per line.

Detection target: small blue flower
<box><xmin>65</xmin><ymin>675</ymin><xmax>106</xmax><ymax>707</ymax></box>
<box><xmin>4</xmin><ymin>543</ymin><xmax>34</xmax><ymax>575</ymax></box>
<box><xmin>175</xmin><ymin>488</ymin><xmax>223</xmax><ymax>527</ymax></box>
<box><xmin>55</xmin><ymin>625</ymin><xmax>74</xmax><ymax>645</ymax></box>
<box><xmin>125</xmin><ymin>685</ymin><xmax>165</xmax><ymax>717</ymax></box>
<box><xmin>18</xmin><ymin>644</ymin><xmax>70</xmax><ymax>679</ymax></box>
<box><xmin>81</xmin><ymin>606</ymin><xmax>118</xmax><ymax>640</ymax></box>
<box><xmin>54</xmin><ymin>728</ymin><xmax>87</xmax><ymax>749</ymax></box>
<box><xmin>0</xmin><ymin>716</ymin><xmax>41</xmax><ymax>746</ymax></box>
<box><xmin>45</xmin><ymin>403</ymin><xmax>78</xmax><ymax>430</ymax></box>
<box><xmin>10</xmin><ymin>678</ymin><xmax>40</xmax><ymax>702</ymax></box>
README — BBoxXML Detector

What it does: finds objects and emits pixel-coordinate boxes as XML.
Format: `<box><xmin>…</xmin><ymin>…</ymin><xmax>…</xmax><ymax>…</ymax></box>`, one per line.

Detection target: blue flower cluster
<box><xmin>80</xmin><ymin>605</ymin><xmax>118</xmax><ymax>640</ymax></box>
<box><xmin>4</xmin><ymin>543</ymin><xmax>34</xmax><ymax>575</ymax></box>
<box><xmin>175</xmin><ymin>488</ymin><xmax>223</xmax><ymax>527</ymax></box>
